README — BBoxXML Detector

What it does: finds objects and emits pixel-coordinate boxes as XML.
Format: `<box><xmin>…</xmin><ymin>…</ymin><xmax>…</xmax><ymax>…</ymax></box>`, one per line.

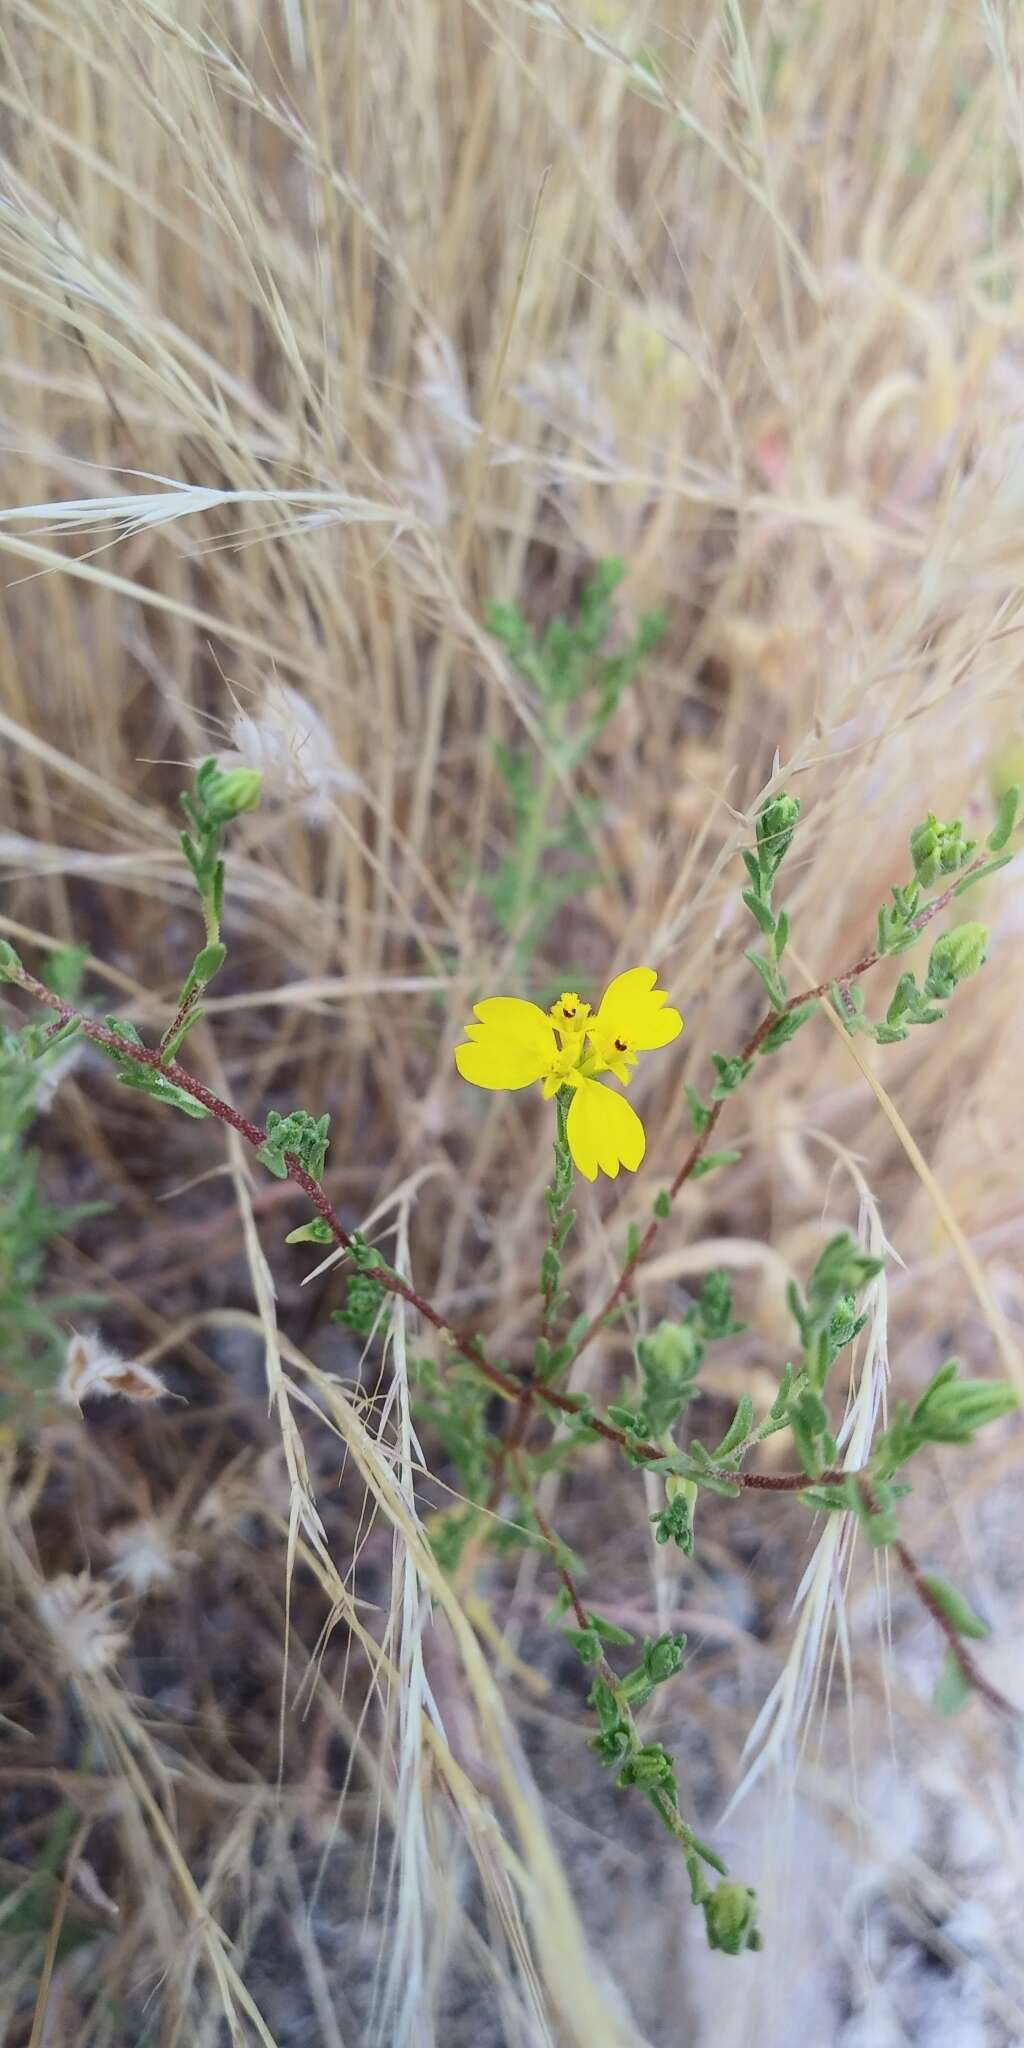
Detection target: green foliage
<box><xmin>868</xmin><ymin>800</ymin><xmax>1005</xmax><ymax>1021</ymax></box>
<box><xmin>987</xmin><ymin>781</ymin><xmax>1019</xmax><ymax>852</ymax></box>
<box><xmin>741</xmin><ymin>793</ymin><xmax>800</xmax><ymax>1002</ymax></box>
<box><xmin>710</xmin><ymin>1052</ymin><xmax>752</xmax><ymax>1099</ymax></box>
<box><xmin>165</xmin><ymin>758</ymin><xmax>260</xmax><ymax>1055</ymax></box>
<box><xmin>285</xmin><ymin>1216</ymin><xmax>334</xmax><ymax>1244</ymax></box>
<box><xmin>257</xmin><ymin>1108</ymin><xmax>331</xmax><ymax>1179</ymax></box>
<box><xmin>328</xmin><ymin>1232</ymin><xmax>399</xmax><ymax>1340</ymax></box>
<box><xmin>426</xmin><ymin>1506</ymin><xmax>481</xmax><ymax>1574</ymax></box>
<box><xmin>410</xmin><ymin>1353</ymin><xmax>494</xmax><ymax>1503</ymax></box>
<box><xmin>0</xmin><ymin>1800</ymin><xmax>100</xmax><ymax>1970</ymax></box>
<box><xmin>758</xmin><ymin>1000</ymin><xmax>818</xmax><ymax>1054</ymax></box>
<box><xmin>933</xmin><ymin>1649</ymin><xmax>974</xmax><ymax>1716</ymax></box>
<box><xmin>772</xmin><ymin>1237</ymin><xmax>885</xmax><ymax>1475</ymax></box>
<box><xmin>10</xmin><ymin>735</ymin><xmax>1019</xmax><ymax>1964</ymax></box>
<box><xmin>483</xmin><ymin>561</ymin><xmax>666</xmax><ymax>953</ymax></box>
<box><xmin>702</xmin><ymin>1881</ymin><xmax>762</xmax><ymax>1955</ymax></box>
<box><xmin>923</xmin><ymin>922</ymin><xmax>988</xmax><ymax>998</ymax></box>
<box><xmin>180</xmin><ymin>757</ymin><xmax>261</xmax><ymax>945</ymax></box>
<box><xmin>690</xmin><ymin>1147</ymin><xmax>742</xmax><ymax>1179</ymax></box>
<box><xmin>787</xmin><ymin>1235</ymin><xmax>882</xmax><ymax>1385</ymax></box>
<box><xmin>921</xmin><ymin>1573</ymin><xmax>990</xmax><ymax>1641</ymax></box>
<box><xmin>875</xmin><ymin>879</ymin><xmax>927</xmax><ymax>957</ymax></box>
<box><xmin>536</xmin><ymin>1091</ymin><xmax>576</xmax><ymax>1344</ymax></box>
<box><xmin>873</xmin><ymin>1358</ymin><xmax>1017</xmax><ymax>1475</ymax></box>
<box><xmin>0</xmin><ymin>948</ymin><xmax>105</xmax><ymax>1412</ymax></box>
<box><xmin>100</xmin><ymin>1018</ymin><xmax>210</xmax><ymax>1118</ymax></box>
<box><xmin>684</xmin><ymin>1083</ymin><xmax>711</xmax><ymax>1131</ymax></box>
<box><xmin>609</xmin><ymin>1273</ymin><xmax>745</xmax><ymax>1441</ymax></box>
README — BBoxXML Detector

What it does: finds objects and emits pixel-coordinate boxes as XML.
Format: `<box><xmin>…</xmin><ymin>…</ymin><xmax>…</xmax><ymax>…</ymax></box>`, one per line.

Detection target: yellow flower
<box><xmin>454</xmin><ymin>967</ymin><xmax>682</xmax><ymax>1182</ymax></box>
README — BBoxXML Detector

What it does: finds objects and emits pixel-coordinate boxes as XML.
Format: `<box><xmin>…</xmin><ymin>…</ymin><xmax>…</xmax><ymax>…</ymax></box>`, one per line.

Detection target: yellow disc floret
<box><xmin>549</xmin><ymin>992</ymin><xmax>591</xmax><ymax>1040</ymax></box>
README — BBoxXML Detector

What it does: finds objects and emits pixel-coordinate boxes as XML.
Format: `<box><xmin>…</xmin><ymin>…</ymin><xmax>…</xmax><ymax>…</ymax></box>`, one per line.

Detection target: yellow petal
<box><xmin>454</xmin><ymin>996</ymin><xmax>555</xmax><ymax>1091</ymax></box>
<box><xmin>566</xmin><ymin>1078</ymin><xmax>646</xmax><ymax>1181</ymax></box>
<box><xmin>593</xmin><ymin>966</ymin><xmax>682</xmax><ymax>1051</ymax></box>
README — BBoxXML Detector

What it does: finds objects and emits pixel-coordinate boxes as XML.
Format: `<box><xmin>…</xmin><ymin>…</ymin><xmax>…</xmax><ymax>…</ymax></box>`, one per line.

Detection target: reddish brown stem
<box><xmin>858</xmin><ymin>1480</ymin><xmax>1015</xmax><ymax>1718</ymax></box>
<box><xmin>5</xmin><ymin>963</ymin><xmax>523</xmax><ymax>1405</ymax></box>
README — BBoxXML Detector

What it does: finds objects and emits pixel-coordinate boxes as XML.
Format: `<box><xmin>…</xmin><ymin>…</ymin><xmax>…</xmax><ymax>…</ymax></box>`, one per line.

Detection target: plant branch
<box><xmin>857</xmin><ymin>1479</ymin><xmax>1015</xmax><ymax>1717</ymax></box>
<box><xmin>3</xmin><ymin>962</ymin><xmax>524</xmax><ymax>1404</ymax></box>
<box><xmin>563</xmin><ymin>858</ymin><xmax>988</xmax><ymax>1374</ymax></box>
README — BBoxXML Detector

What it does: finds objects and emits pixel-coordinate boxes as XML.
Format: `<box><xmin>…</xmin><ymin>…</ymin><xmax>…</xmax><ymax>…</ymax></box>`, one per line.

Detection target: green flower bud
<box><xmin>617</xmin><ymin>1743</ymin><xmax>677</xmax><ymax>1795</ymax></box>
<box><xmin>923</xmin><ymin>922</ymin><xmax>988</xmax><ymax>999</ymax></box>
<box><xmin>910</xmin><ymin>812</ymin><xmax>975</xmax><ymax>886</ymax></box>
<box><xmin>756</xmin><ymin>792</ymin><xmax>800</xmax><ymax>877</ymax></box>
<box><xmin>643</xmin><ymin>1631</ymin><xmax>687</xmax><ymax>1684</ymax></box>
<box><xmin>202</xmin><ymin>766</ymin><xmax>263</xmax><ymax>822</ymax></box>
<box><xmin>652</xmin><ymin>1475</ymin><xmax>698</xmax><ymax>1554</ymax></box>
<box><xmin>704</xmin><ymin>1881</ymin><xmax>761</xmax><ymax>1954</ymax></box>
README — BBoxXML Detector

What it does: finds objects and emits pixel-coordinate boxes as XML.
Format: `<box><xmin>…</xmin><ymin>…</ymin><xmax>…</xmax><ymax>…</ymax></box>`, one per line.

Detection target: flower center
<box><xmin>549</xmin><ymin>992</ymin><xmax>590</xmax><ymax>1042</ymax></box>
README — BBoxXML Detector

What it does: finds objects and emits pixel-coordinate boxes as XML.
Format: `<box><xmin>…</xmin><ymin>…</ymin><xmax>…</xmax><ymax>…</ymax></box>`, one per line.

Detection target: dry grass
<box><xmin>1</xmin><ymin>1</ymin><xmax>1023</xmax><ymax>2042</ymax></box>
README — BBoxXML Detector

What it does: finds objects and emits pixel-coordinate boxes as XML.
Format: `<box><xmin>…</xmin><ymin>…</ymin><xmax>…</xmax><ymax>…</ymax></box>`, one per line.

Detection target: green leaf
<box><xmin>562</xmin><ymin>1626</ymin><xmax>602</xmax><ymax>1665</ymax></box>
<box><xmin>113</xmin><ymin>1063</ymin><xmax>210</xmax><ymax>1118</ymax></box>
<box><xmin>910</xmin><ymin>1362</ymin><xmax>1017</xmax><ymax>1445</ymax></box>
<box><xmin>0</xmin><ymin>939</ymin><xmax>24</xmax><ymax>977</ymax></box>
<box><xmin>709</xmin><ymin>1393</ymin><xmax>752</xmax><ymax>1460</ymax></box>
<box><xmin>690</xmin><ymin>1149</ymin><xmax>741</xmax><ymax>1179</ymax></box>
<box><xmin>182</xmin><ymin>941</ymin><xmax>227</xmax><ymax>996</ymax></box>
<box><xmin>804</xmin><ymin>1234</ymin><xmax>884</xmax><ymax>1330</ymax></box>
<box><xmin>758</xmin><ymin>1000</ymin><xmax>818</xmax><ymax>1054</ymax></box>
<box><xmin>921</xmin><ymin>1574</ymin><xmax>990</xmax><ymax>1642</ymax></box>
<box><xmin>653</xmin><ymin>1188</ymin><xmax>671</xmax><ymax>1218</ymax></box>
<box><xmin>588</xmin><ymin>1675</ymin><xmax>622</xmax><ymax>1733</ymax></box>
<box><xmin>710</xmin><ymin>1052</ymin><xmax>752</xmax><ymax>1099</ymax></box>
<box><xmin>773</xmin><ymin>910</ymin><xmax>790</xmax><ymax>961</ymax></box>
<box><xmin>744</xmin><ymin>950</ymin><xmax>787</xmax><ymax>1010</ymax></box>
<box><xmin>831</xmin><ymin>980</ymin><xmax>867</xmax><ymax>1031</ymax></box>
<box><xmin>684</xmin><ymin>1084</ymin><xmax>711</xmax><ymax>1131</ymax></box>
<box><xmin>285</xmin><ymin>1217</ymin><xmax>335</xmax><ymax>1244</ymax></box>
<box><xmin>99</xmin><ymin>1019</ymin><xmax>210</xmax><ymax>1119</ymax></box>
<box><xmin>933</xmin><ymin>1649</ymin><xmax>973</xmax><ymax>1717</ymax></box>
<box><xmin>987</xmin><ymin>782</ymin><xmax>1019</xmax><ymax>852</ymax></box>
<box><xmin>953</xmin><ymin>854</ymin><xmax>1013</xmax><ymax>895</ymax></box>
<box><xmin>741</xmin><ymin>890</ymin><xmax>776</xmax><ymax>937</ymax></box>
<box><xmin>587</xmin><ymin>1610</ymin><xmax>635</xmax><ymax>1647</ymax></box>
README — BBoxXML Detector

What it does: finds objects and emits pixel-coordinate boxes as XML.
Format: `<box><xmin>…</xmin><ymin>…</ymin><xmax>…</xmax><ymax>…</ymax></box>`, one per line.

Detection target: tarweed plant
<box><xmin>2</xmin><ymin>743</ymin><xmax>1018</xmax><ymax>1955</ymax></box>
